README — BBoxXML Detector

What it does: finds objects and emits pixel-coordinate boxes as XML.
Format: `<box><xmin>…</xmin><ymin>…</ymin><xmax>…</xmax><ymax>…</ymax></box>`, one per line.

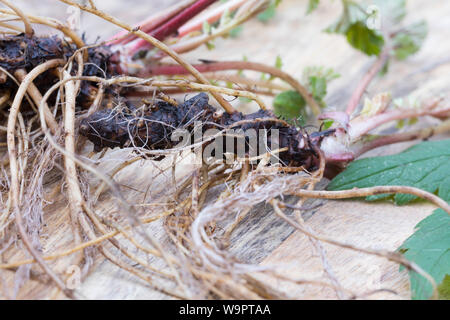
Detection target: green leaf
<box><xmin>258</xmin><ymin>0</ymin><xmax>281</xmax><ymax>22</ymax></box>
<box><xmin>309</xmin><ymin>76</ymin><xmax>327</xmax><ymax>100</ymax></box>
<box><xmin>202</xmin><ymin>21</ymin><xmax>211</xmax><ymax>34</ymax></box>
<box><xmin>205</xmin><ymin>41</ymin><xmax>215</xmax><ymax>50</ymax></box>
<box><xmin>302</xmin><ymin>66</ymin><xmax>339</xmax><ymax>109</ymax></box>
<box><xmin>325</xmin><ymin>1</ymin><xmax>384</xmax><ymax>56</ymax></box>
<box><xmin>398</xmin><ymin>209</ymin><xmax>450</xmax><ymax>300</ymax></box>
<box><xmin>322</xmin><ymin>119</ymin><xmax>334</xmax><ymax>130</ymax></box>
<box><xmin>346</xmin><ymin>21</ymin><xmax>384</xmax><ymax>56</ymax></box>
<box><xmin>328</xmin><ymin>139</ymin><xmax>450</xmax><ymax>205</ymax></box>
<box><xmin>328</xmin><ymin>139</ymin><xmax>450</xmax><ymax>299</ymax></box>
<box><xmin>393</xmin><ymin>21</ymin><xmax>428</xmax><ymax>60</ymax></box>
<box><xmin>275</xmin><ymin>55</ymin><xmax>283</xmax><ymax>69</ymax></box>
<box><xmin>438</xmin><ymin>275</ymin><xmax>450</xmax><ymax>300</ymax></box>
<box><xmin>307</xmin><ymin>0</ymin><xmax>320</xmax><ymax>14</ymax></box>
<box><xmin>229</xmin><ymin>25</ymin><xmax>243</xmax><ymax>38</ymax></box>
<box><xmin>273</xmin><ymin>90</ymin><xmax>307</xmax><ymax>125</ymax></box>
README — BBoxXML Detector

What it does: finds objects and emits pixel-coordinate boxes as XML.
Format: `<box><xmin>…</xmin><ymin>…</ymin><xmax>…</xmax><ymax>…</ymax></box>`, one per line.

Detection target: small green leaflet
<box><xmin>346</xmin><ymin>21</ymin><xmax>384</xmax><ymax>56</ymax></box>
<box><xmin>398</xmin><ymin>209</ymin><xmax>450</xmax><ymax>300</ymax></box>
<box><xmin>273</xmin><ymin>91</ymin><xmax>306</xmax><ymax>125</ymax></box>
<box><xmin>274</xmin><ymin>66</ymin><xmax>339</xmax><ymax>121</ymax></box>
<box><xmin>307</xmin><ymin>0</ymin><xmax>320</xmax><ymax>14</ymax></box>
<box><xmin>257</xmin><ymin>0</ymin><xmax>282</xmax><ymax>22</ymax></box>
<box><xmin>229</xmin><ymin>25</ymin><xmax>243</xmax><ymax>38</ymax></box>
<box><xmin>275</xmin><ymin>55</ymin><xmax>283</xmax><ymax>69</ymax></box>
<box><xmin>328</xmin><ymin>139</ymin><xmax>450</xmax><ymax>205</ymax></box>
<box><xmin>328</xmin><ymin>139</ymin><xmax>450</xmax><ymax>299</ymax></box>
<box><xmin>303</xmin><ymin>66</ymin><xmax>340</xmax><ymax>109</ymax></box>
<box><xmin>393</xmin><ymin>21</ymin><xmax>428</xmax><ymax>60</ymax></box>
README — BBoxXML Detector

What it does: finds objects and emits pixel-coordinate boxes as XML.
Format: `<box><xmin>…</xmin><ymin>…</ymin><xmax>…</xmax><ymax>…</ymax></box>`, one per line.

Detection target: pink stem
<box><xmin>137</xmin><ymin>60</ymin><xmax>280</xmax><ymax>76</ymax></box>
<box><xmin>354</xmin><ymin>119</ymin><xmax>450</xmax><ymax>157</ymax></box>
<box><xmin>349</xmin><ymin>104</ymin><xmax>450</xmax><ymax>140</ymax></box>
<box><xmin>127</xmin><ymin>0</ymin><xmax>218</xmax><ymax>55</ymax></box>
<box><xmin>107</xmin><ymin>0</ymin><xmax>198</xmax><ymax>45</ymax></box>
<box><xmin>345</xmin><ymin>48</ymin><xmax>390</xmax><ymax>116</ymax></box>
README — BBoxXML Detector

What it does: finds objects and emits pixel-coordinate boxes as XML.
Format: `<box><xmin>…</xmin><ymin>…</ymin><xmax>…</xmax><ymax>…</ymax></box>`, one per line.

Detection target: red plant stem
<box><xmin>345</xmin><ymin>48</ymin><xmax>390</xmax><ymax>116</ymax></box>
<box><xmin>128</xmin><ymin>0</ymin><xmax>217</xmax><ymax>54</ymax></box>
<box><xmin>108</xmin><ymin>0</ymin><xmax>198</xmax><ymax>45</ymax></box>
<box><xmin>348</xmin><ymin>105</ymin><xmax>450</xmax><ymax>140</ymax></box>
<box><xmin>137</xmin><ymin>60</ymin><xmax>321</xmax><ymax>115</ymax></box>
<box><xmin>354</xmin><ymin>119</ymin><xmax>450</xmax><ymax>158</ymax></box>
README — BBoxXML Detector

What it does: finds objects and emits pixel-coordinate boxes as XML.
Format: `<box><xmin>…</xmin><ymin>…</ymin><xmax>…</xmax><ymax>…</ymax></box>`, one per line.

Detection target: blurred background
<box><xmin>9</xmin><ymin>0</ymin><xmax>450</xmax><ymax>114</ymax></box>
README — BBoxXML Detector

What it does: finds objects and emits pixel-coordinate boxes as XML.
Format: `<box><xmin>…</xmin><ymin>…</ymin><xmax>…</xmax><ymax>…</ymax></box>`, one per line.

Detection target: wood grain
<box><xmin>1</xmin><ymin>0</ymin><xmax>449</xmax><ymax>299</ymax></box>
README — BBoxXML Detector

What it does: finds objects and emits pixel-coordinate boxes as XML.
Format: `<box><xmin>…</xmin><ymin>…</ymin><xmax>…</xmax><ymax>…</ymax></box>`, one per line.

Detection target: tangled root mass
<box><xmin>79</xmin><ymin>93</ymin><xmax>324</xmax><ymax>170</ymax></box>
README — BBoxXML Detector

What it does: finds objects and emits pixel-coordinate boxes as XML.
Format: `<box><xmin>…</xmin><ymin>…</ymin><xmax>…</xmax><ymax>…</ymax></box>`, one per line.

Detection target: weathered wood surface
<box><xmin>1</xmin><ymin>0</ymin><xmax>449</xmax><ymax>299</ymax></box>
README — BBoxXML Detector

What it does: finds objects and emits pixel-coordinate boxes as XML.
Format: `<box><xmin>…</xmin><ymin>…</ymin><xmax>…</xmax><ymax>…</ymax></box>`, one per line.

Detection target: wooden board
<box><xmin>1</xmin><ymin>0</ymin><xmax>450</xmax><ymax>300</ymax></box>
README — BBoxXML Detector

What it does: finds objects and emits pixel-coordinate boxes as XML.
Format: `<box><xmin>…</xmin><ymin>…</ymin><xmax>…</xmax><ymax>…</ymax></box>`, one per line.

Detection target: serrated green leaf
<box><xmin>325</xmin><ymin>1</ymin><xmax>384</xmax><ymax>56</ymax></box>
<box><xmin>328</xmin><ymin>139</ymin><xmax>450</xmax><ymax>205</ymax></box>
<box><xmin>301</xmin><ymin>67</ymin><xmax>339</xmax><ymax>109</ymax></box>
<box><xmin>398</xmin><ymin>209</ymin><xmax>450</xmax><ymax>300</ymax></box>
<box><xmin>309</xmin><ymin>76</ymin><xmax>327</xmax><ymax>100</ymax></box>
<box><xmin>393</xmin><ymin>21</ymin><xmax>428</xmax><ymax>60</ymax></box>
<box><xmin>438</xmin><ymin>275</ymin><xmax>450</xmax><ymax>300</ymax></box>
<box><xmin>307</xmin><ymin>0</ymin><xmax>320</xmax><ymax>14</ymax></box>
<box><xmin>273</xmin><ymin>90</ymin><xmax>306</xmax><ymax>125</ymax></box>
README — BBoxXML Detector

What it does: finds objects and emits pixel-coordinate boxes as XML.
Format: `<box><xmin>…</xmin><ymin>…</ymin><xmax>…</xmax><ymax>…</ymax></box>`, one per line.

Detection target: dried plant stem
<box><xmin>37</xmin><ymin>72</ymin><xmax>184</xmax><ymax>296</ymax></box>
<box><xmin>81</xmin><ymin>204</ymin><xmax>178</xmax><ymax>284</ymax></box>
<box><xmin>144</xmin><ymin>60</ymin><xmax>319</xmax><ymax>114</ymax></box>
<box><xmin>13</xmin><ymin>69</ymin><xmax>58</xmax><ymax>133</ymax></box>
<box><xmin>8</xmin><ymin>60</ymin><xmax>64</xmax><ymax>207</ymax></box>
<box><xmin>346</xmin><ymin>48</ymin><xmax>390</xmax><ymax>116</ymax></box>
<box><xmin>0</xmin><ymin>9</ymin><xmax>85</xmax><ymax>50</ymax></box>
<box><xmin>62</xmin><ymin>72</ymin><xmax>84</xmax><ymax>265</ymax></box>
<box><xmin>6</xmin><ymin>59</ymin><xmax>71</xmax><ymax>298</ymax></box>
<box><xmin>40</xmin><ymin>74</ymin><xmax>267</xmax><ymax>110</ymax></box>
<box><xmin>0</xmin><ymin>177</ymin><xmax>227</xmax><ymax>270</ymax></box>
<box><xmin>0</xmin><ymin>0</ymin><xmax>33</xmax><ymax>36</ymax></box>
<box><xmin>270</xmin><ymin>199</ymin><xmax>439</xmax><ymax>299</ymax></box>
<box><xmin>0</xmin><ymin>66</ymin><xmax>37</xmax><ymax>112</ymax></box>
<box><xmin>291</xmin><ymin>186</ymin><xmax>450</xmax><ymax>214</ymax></box>
<box><xmin>58</xmin><ymin>0</ymin><xmax>234</xmax><ymax>113</ymax></box>
<box><xmin>0</xmin><ymin>92</ymin><xmax>10</xmax><ymax>112</ymax></box>
<box><xmin>76</xmin><ymin>207</ymin><xmax>185</xmax><ymax>299</ymax></box>
<box><xmin>0</xmin><ymin>20</ymin><xmax>23</xmax><ymax>33</ymax></box>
